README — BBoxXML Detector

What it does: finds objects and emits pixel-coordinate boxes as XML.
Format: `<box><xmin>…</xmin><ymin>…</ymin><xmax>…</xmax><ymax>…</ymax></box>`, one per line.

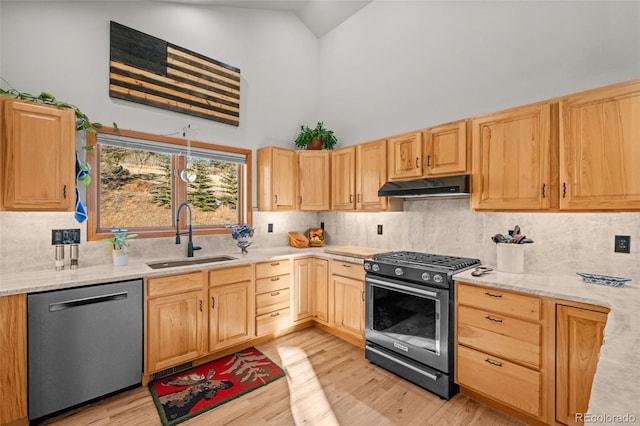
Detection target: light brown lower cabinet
<box><xmin>293</xmin><ymin>257</ymin><xmax>329</xmax><ymax>325</ymax></box>
<box><xmin>0</xmin><ymin>294</ymin><xmax>27</xmax><ymax>424</ymax></box>
<box><xmin>208</xmin><ymin>265</ymin><xmax>254</xmax><ymax>352</ymax></box>
<box><xmin>455</xmin><ymin>281</ymin><xmax>609</xmax><ymax>425</ymax></box>
<box><xmin>330</xmin><ymin>260</ymin><xmax>365</xmax><ymax>345</ymax></box>
<box><xmin>255</xmin><ymin>259</ymin><xmax>291</xmax><ymax>336</ymax></box>
<box><xmin>556</xmin><ymin>305</ymin><xmax>608</xmax><ymax>425</ymax></box>
<box><xmin>146</xmin><ymin>272</ymin><xmax>206</xmax><ymax>374</ymax></box>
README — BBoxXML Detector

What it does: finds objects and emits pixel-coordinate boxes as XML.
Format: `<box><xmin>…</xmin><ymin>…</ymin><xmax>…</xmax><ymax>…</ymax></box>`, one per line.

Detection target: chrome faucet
<box><xmin>175</xmin><ymin>202</ymin><xmax>202</xmax><ymax>257</ymax></box>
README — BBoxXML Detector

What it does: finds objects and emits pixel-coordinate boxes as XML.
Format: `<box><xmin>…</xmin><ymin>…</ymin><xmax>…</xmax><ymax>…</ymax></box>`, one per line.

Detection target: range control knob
<box><xmin>372</xmin><ymin>264</ymin><xmax>380</xmax><ymax>272</ymax></box>
<box><xmin>394</xmin><ymin>268</ymin><xmax>404</xmax><ymax>276</ymax></box>
<box><xmin>421</xmin><ymin>272</ymin><xmax>431</xmax><ymax>281</ymax></box>
<box><xmin>433</xmin><ymin>274</ymin><xmax>444</xmax><ymax>283</ymax></box>
<box><xmin>364</xmin><ymin>263</ymin><xmax>371</xmax><ymax>271</ymax></box>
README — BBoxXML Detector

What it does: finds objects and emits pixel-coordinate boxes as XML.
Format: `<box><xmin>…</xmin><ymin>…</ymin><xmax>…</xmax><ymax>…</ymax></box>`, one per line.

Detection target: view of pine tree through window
<box><xmin>99</xmin><ymin>145</ymin><xmax>239</xmax><ymax>229</ymax></box>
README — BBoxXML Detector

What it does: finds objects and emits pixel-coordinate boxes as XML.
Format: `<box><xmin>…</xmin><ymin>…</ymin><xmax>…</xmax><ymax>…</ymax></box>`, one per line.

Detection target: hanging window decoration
<box><xmin>109</xmin><ymin>21</ymin><xmax>240</xmax><ymax>126</ymax></box>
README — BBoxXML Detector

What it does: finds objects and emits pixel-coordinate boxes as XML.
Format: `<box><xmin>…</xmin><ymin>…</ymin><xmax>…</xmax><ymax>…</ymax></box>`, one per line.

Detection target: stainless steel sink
<box><xmin>146</xmin><ymin>255</ymin><xmax>237</xmax><ymax>269</ymax></box>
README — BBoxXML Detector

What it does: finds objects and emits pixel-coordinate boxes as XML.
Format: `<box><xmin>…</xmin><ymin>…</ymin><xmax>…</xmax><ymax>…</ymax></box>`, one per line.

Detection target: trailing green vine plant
<box><xmin>0</xmin><ymin>80</ymin><xmax>118</xmax><ymax>187</ymax></box>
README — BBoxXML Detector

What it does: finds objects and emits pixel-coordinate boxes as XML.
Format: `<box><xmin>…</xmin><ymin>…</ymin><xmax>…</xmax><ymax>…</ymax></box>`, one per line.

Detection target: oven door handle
<box><xmin>366</xmin><ymin>277</ymin><xmax>439</xmax><ymax>298</ymax></box>
<box><xmin>366</xmin><ymin>344</ymin><xmax>440</xmax><ymax>381</ymax></box>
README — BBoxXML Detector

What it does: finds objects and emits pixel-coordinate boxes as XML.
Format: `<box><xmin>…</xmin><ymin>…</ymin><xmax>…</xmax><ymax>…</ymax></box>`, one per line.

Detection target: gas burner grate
<box><xmin>372</xmin><ymin>251</ymin><xmax>480</xmax><ymax>271</ymax></box>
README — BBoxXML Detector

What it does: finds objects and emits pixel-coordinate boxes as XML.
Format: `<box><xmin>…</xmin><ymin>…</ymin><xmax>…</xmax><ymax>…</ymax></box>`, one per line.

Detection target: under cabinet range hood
<box><xmin>378</xmin><ymin>175</ymin><xmax>470</xmax><ymax>198</ymax></box>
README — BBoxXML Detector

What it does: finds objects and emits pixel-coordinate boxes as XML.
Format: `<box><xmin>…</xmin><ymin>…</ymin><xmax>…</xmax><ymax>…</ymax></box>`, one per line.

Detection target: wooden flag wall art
<box><xmin>109</xmin><ymin>21</ymin><xmax>240</xmax><ymax>126</ymax></box>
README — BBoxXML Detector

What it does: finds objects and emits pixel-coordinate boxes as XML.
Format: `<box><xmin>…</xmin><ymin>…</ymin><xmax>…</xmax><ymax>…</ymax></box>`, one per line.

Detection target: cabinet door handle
<box><xmin>541</xmin><ymin>183</ymin><xmax>546</xmax><ymax>198</ymax></box>
<box><xmin>485</xmin><ymin>358</ymin><xmax>502</xmax><ymax>367</ymax></box>
<box><xmin>63</xmin><ymin>184</ymin><xmax>67</xmax><ymax>199</ymax></box>
<box><xmin>362</xmin><ymin>291</ymin><xmax>365</xmax><ymax>301</ymax></box>
<box><xmin>270</xmin><ymin>277</ymin><xmax>280</xmax><ymax>282</ymax></box>
<box><xmin>485</xmin><ymin>315</ymin><xmax>503</xmax><ymax>323</ymax></box>
<box><xmin>270</xmin><ymin>312</ymin><xmax>280</xmax><ymax>317</ymax></box>
<box><xmin>415</xmin><ymin>157</ymin><xmax>420</xmax><ymax>168</ymax></box>
<box><xmin>349</xmin><ymin>194</ymin><xmax>353</xmax><ymax>203</ymax></box>
<box><xmin>357</xmin><ymin>193</ymin><xmax>361</xmax><ymax>203</ymax></box>
<box><xmin>199</xmin><ymin>300</ymin><xmax>203</xmax><ymax>312</ymax></box>
<box><xmin>562</xmin><ymin>182</ymin><xmax>567</xmax><ymax>198</ymax></box>
<box><xmin>427</xmin><ymin>155</ymin><xmax>431</xmax><ymax>167</ymax></box>
<box><xmin>484</xmin><ymin>291</ymin><xmax>503</xmax><ymax>298</ymax></box>
<box><xmin>270</xmin><ymin>291</ymin><xmax>280</xmax><ymax>296</ymax></box>
<box><xmin>211</xmin><ymin>297</ymin><xmax>215</xmax><ymax>309</ymax></box>
<box><xmin>274</xmin><ymin>194</ymin><xmax>278</xmax><ymax>204</ymax></box>
<box><xmin>342</xmin><ymin>264</ymin><xmax>351</xmax><ymax>268</ymax></box>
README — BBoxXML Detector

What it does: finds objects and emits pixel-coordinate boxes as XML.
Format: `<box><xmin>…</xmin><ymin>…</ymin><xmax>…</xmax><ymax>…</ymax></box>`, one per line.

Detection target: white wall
<box><xmin>0</xmin><ymin>1</ymin><xmax>319</xmax><ymax>150</ymax></box>
<box><xmin>318</xmin><ymin>0</ymin><xmax>640</xmax><ymax>145</ymax></box>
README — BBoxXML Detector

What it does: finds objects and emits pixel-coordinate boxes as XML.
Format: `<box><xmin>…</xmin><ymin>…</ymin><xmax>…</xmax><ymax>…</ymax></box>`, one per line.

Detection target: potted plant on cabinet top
<box><xmin>294</xmin><ymin>121</ymin><xmax>338</xmax><ymax>150</ymax></box>
<box><xmin>100</xmin><ymin>228</ymin><xmax>138</xmax><ymax>266</ymax></box>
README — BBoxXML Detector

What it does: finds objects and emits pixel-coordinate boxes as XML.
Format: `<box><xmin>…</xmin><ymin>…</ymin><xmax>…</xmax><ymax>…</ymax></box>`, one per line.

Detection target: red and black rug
<box><xmin>149</xmin><ymin>347</ymin><xmax>286</xmax><ymax>426</ymax></box>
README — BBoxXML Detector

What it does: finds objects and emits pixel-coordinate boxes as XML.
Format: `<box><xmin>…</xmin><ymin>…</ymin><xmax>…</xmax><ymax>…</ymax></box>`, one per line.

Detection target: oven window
<box><xmin>371</xmin><ymin>285</ymin><xmax>440</xmax><ymax>353</ymax></box>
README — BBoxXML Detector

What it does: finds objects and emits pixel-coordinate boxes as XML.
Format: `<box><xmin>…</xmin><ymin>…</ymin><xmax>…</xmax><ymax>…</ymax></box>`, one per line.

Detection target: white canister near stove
<box><xmin>496</xmin><ymin>243</ymin><xmax>525</xmax><ymax>273</ymax></box>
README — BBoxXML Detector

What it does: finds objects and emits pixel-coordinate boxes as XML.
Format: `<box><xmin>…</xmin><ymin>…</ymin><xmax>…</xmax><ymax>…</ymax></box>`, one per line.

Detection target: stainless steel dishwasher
<box><xmin>28</xmin><ymin>279</ymin><xmax>143</xmax><ymax>421</ymax></box>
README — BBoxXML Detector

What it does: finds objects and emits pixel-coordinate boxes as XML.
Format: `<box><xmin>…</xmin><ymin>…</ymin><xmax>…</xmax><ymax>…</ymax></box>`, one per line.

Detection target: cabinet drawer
<box><xmin>331</xmin><ymin>260</ymin><xmax>365</xmax><ymax>281</ymax></box>
<box><xmin>457</xmin><ymin>345</ymin><xmax>541</xmax><ymax>417</ymax></box>
<box><xmin>256</xmin><ymin>288</ymin><xmax>290</xmax><ymax>316</ymax></box>
<box><xmin>256</xmin><ymin>274</ymin><xmax>290</xmax><ymax>294</ymax></box>
<box><xmin>256</xmin><ymin>259</ymin><xmax>290</xmax><ymax>279</ymax></box>
<box><xmin>458</xmin><ymin>305</ymin><xmax>541</xmax><ymax>368</ymax></box>
<box><xmin>457</xmin><ymin>283</ymin><xmax>540</xmax><ymax>321</ymax></box>
<box><xmin>147</xmin><ymin>272</ymin><xmax>204</xmax><ymax>298</ymax></box>
<box><xmin>256</xmin><ymin>307</ymin><xmax>290</xmax><ymax>336</ymax></box>
<box><xmin>209</xmin><ymin>264</ymin><xmax>253</xmax><ymax>287</ymax></box>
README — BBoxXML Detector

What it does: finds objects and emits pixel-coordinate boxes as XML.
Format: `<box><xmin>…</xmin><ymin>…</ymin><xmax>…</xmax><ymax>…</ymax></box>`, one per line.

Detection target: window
<box><xmin>86</xmin><ymin>127</ymin><xmax>252</xmax><ymax>241</ymax></box>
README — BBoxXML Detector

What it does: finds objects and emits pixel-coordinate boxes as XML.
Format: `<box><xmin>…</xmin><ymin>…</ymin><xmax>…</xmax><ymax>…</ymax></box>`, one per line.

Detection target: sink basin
<box><xmin>146</xmin><ymin>255</ymin><xmax>237</xmax><ymax>269</ymax></box>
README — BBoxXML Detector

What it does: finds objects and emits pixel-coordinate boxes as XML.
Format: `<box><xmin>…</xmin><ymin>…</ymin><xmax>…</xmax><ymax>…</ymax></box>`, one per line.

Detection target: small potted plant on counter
<box><xmin>294</xmin><ymin>121</ymin><xmax>338</xmax><ymax>150</ymax></box>
<box><xmin>101</xmin><ymin>228</ymin><xmax>138</xmax><ymax>266</ymax></box>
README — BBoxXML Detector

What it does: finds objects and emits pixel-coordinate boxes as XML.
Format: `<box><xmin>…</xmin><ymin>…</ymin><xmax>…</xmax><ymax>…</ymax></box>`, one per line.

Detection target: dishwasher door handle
<box><xmin>48</xmin><ymin>291</ymin><xmax>128</xmax><ymax>312</ymax></box>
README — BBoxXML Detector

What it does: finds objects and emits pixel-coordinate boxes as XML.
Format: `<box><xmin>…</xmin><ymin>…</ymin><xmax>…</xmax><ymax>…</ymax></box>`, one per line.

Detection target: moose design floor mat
<box><xmin>149</xmin><ymin>347</ymin><xmax>286</xmax><ymax>426</ymax></box>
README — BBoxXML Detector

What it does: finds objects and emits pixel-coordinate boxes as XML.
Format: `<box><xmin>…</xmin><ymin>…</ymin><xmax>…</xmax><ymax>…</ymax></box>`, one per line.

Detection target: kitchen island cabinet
<box><xmin>145</xmin><ymin>272</ymin><xmax>206</xmax><ymax>374</ymax></box>
<box><xmin>559</xmin><ymin>79</ymin><xmax>640</xmax><ymax>210</ymax></box>
<box><xmin>0</xmin><ymin>294</ymin><xmax>27</xmax><ymax>424</ymax></box>
<box><xmin>1</xmin><ymin>98</ymin><xmax>75</xmax><ymax>211</ymax></box>
<box><xmin>208</xmin><ymin>265</ymin><xmax>254</xmax><ymax>352</ymax></box>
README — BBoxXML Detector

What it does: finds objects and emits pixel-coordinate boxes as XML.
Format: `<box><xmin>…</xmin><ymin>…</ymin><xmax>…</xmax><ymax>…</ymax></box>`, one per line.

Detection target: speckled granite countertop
<box><xmin>454</xmin><ymin>269</ymin><xmax>640</xmax><ymax>424</ymax></box>
<box><xmin>0</xmin><ymin>246</ymin><xmax>365</xmax><ymax>296</ymax></box>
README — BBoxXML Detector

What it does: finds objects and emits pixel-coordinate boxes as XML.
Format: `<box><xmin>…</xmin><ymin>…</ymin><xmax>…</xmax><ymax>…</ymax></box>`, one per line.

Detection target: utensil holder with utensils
<box><xmin>497</xmin><ymin>243</ymin><xmax>525</xmax><ymax>273</ymax></box>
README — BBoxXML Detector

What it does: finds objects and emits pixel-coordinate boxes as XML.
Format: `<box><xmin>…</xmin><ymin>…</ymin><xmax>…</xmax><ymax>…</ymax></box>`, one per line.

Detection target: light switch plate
<box><xmin>614</xmin><ymin>235</ymin><xmax>630</xmax><ymax>253</ymax></box>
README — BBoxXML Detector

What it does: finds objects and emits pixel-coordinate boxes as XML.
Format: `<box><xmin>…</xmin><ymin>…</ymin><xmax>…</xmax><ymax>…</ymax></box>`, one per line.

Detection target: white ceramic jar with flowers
<box><xmin>232</xmin><ymin>224</ymin><xmax>254</xmax><ymax>254</ymax></box>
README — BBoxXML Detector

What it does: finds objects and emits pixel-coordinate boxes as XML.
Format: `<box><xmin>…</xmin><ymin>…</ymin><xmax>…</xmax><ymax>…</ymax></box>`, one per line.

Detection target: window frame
<box><xmin>86</xmin><ymin>126</ymin><xmax>252</xmax><ymax>242</ymax></box>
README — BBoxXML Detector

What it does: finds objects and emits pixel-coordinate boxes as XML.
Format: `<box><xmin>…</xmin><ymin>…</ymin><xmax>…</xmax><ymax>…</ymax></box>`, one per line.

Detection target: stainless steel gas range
<box><xmin>363</xmin><ymin>251</ymin><xmax>480</xmax><ymax>399</ymax></box>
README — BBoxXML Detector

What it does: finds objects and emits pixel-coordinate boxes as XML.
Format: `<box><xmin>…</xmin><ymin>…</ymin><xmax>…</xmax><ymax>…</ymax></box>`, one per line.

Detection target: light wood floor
<box><xmin>42</xmin><ymin>328</ymin><xmax>525</xmax><ymax>425</ymax></box>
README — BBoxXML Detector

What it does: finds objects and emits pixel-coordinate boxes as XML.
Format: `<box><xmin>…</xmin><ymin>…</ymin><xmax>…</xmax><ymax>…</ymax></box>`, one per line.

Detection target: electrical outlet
<box><xmin>320</xmin><ymin>222</ymin><xmax>325</xmax><ymax>230</ymax></box>
<box><xmin>267</xmin><ymin>223</ymin><xmax>273</xmax><ymax>233</ymax></box>
<box><xmin>377</xmin><ymin>225</ymin><xmax>383</xmax><ymax>235</ymax></box>
<box><xmin>614</xmin><ymin>235</ymin><xmax>630</xmax><ymax>253</ymax></box>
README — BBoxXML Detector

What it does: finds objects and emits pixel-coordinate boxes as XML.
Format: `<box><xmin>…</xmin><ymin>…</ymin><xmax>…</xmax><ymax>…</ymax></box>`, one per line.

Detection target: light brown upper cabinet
<box><xmin>559</xmin><ymin>79</ymin><xmax>640</xmax><ymax>210</ymax></box>
<box><xmin>387</xmin><ymin>131</ymin><xmax>423</xmax><ymax>180</ymax></box>
<box><xmin>298</xmin><ymin>150</ymin><xmax>330</xmax><ymax>211</ymax></box>
<box><xmin>1</xmin><ymin>98</ymin><xmax>75</xmax><ymax>211</ymax></box>
<box><xmin>331</xmin><ymin>146</ymin><xmax>356</xmax><ymax>210</ymax></box>
<box><xmin>257</xmin><ymin>146</ymin><xmax>297</xmax><ymax>211</ymax></box>
<box><xmin>356</xmin><ymin>139</ymin><xmax>390</xmax><ymax>210</ymax></box>
<box><xmin>332</xmin><ymin>139</ymin><xmax>390</xmax><ymax>211</ymax></box>
<box><xmin>424</xmin><ymin>120</ymin><xmax>469</xmax><ymax>176</ymax></box>
<box><xmin>471</xmin><ymin>102</ymin><xmax>557</xmax><ymax>211</ymax></box>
